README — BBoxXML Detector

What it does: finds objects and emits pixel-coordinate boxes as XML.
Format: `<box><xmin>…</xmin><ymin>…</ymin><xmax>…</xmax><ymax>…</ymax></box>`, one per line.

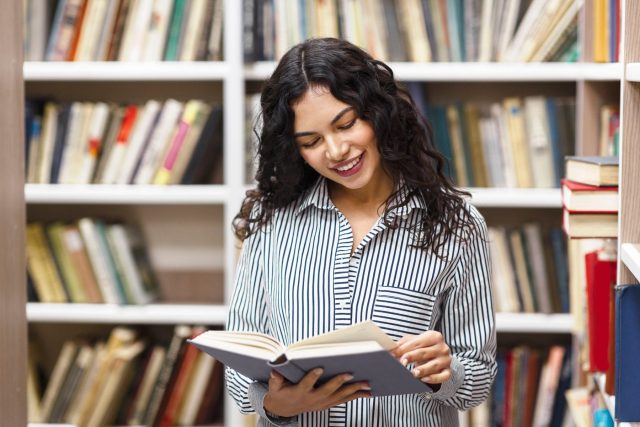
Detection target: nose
<box><xmin>325</xmin><ymin>136</ymin><xmax>349</xmax><ymax>161</ymax></box>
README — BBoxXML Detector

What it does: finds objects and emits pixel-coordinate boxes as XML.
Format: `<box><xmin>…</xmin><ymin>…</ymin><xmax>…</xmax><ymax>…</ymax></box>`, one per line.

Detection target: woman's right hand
<box><xmin>262</xmin><ymin>368</ymin><xmax>372</xmax><ymax>418</ymax></box>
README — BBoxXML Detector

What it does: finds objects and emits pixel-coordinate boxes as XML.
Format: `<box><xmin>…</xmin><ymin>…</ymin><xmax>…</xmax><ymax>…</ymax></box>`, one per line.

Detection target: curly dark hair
<box><xmin>234</xmin><ymin>38</ymin><xmax>476</xmax><ymax>254</ymax></box>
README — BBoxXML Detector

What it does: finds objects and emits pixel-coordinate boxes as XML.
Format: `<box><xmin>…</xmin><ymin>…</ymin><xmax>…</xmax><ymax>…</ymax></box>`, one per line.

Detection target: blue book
<box><xmin>545</xmin><ymin>98</ymin><xmax>562</xmax><ymax>187</ymax></box>
<box><xmin>615</xmin><ymin>284</ymin><xmax>640</xmax><ymax>421</ymax></box>
<box><xmin>428</xmin><ymin>106</ymin><xmax>456</xmax><ymax>180</ymax></box>
<box><xmin>550</xmin><ymin>228</ymin><xmax>570</xmax><ymax>313</ymax></box>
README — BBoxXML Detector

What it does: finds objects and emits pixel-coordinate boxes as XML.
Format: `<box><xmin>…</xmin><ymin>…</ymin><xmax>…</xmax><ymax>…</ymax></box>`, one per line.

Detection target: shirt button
<box><xmin>425</xmin><ymin>394</ymin><xmax>432</xmax><ymax>399</ymax></box>
<box><xmin>338</xmin><ymin>300</ymin><xmax>348</xmax><ymax>309</ymax></box>
<box><xmin>349</xmin><ymin>258</ymin><xmax>359</xmax><ymax>267</ymax></box>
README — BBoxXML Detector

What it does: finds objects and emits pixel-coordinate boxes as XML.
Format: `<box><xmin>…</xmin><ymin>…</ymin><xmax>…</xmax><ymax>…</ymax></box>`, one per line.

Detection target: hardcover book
<box><xmin>565</xmin><ymin>156</ymin><xmax>619</xmax><ymax>187</ymax></box>
<box><xmin>189</xmin><ymin>320</ymin><xmax>432</xmax><ymax>397</ymax></box>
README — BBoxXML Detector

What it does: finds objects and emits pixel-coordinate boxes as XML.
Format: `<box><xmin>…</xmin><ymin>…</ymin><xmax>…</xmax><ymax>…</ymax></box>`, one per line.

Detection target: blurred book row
<box><xmin>26</xmin><ymin>219</ymin><xmax>159</xmax><ymax>305</ymax></box>
<box><xmin>466</xmin><ymin>345</ymin><xmax>573</xmax><ymax>427</ymax></box>
<box><xmin>28</xmin><ymin>325</ymin><xmax>223</xmax><ymax>426</ymax></box>
<box><xmin>244</xmin><ymin>0</ymin><xmax>581</xmax><ymax>62</ymax></box>
<box><xmin>489</xmin><ymin>224</ymin><xmax>569</xmax><ymax>314</ymax></box>
<box><xmin>25</xmin><ymin>99</ymin><xmax>223</xmax><ymax>185</ymax></box>
<box><xmin>23</xmin><ymin>0</ymin><xmax>223</xmax><ymax>62</ymax></box>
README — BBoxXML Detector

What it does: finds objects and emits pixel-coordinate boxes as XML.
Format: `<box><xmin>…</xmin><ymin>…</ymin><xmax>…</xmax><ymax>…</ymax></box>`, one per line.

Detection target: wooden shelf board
<box><xmin>246</xmin><ymin>62</ymin><xmax>623</xmax><ymax>81</ymax></box>
<box><xmin>621</xmin><ymin>243</ymin><xmax>640</xmax><ymax>283</ymax></box>
<box><xmin>495</xmin><ymin>313</ymin><xmax>573</xmax><ymax>333</ymax></box>
<box><xmin>25</xmin><ymin>184</ymin><xmax>229</xmax><ymax>204</ymax></box>
<box><xmin>24</xmin><ymin>61</ymin><xmax>229</xmax><ymax>81</ymax></box>
<box><xmin>27</xmin><ymin>303</ymin><xmax>228</xmax><ymax>325</ymax></box>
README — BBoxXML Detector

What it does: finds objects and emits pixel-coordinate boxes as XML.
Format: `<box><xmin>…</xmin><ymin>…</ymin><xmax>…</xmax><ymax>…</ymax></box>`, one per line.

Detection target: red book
<box><xmin>561</xmin><ymin>179</ymin><xmax>618</xmax><ymax>213</ymax></box>
<box><xmin>585</xmin><ymin>250</ymin><xmax>617</xmax><ymax>372</ymax></box>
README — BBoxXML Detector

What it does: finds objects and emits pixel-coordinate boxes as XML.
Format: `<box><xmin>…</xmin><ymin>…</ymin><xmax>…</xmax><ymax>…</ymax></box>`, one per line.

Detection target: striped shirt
<box><xmin>226</xmin><ymin>177</ymin><xmax>497</xmax><ymax>426</ymax></box>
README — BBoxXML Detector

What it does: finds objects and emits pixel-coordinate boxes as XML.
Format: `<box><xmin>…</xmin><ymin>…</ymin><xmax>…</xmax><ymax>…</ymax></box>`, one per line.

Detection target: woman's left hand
<box><xmin>390</xmin><ymin>331</ymin><xmax>452</xmax><ymax>384</ymax></box>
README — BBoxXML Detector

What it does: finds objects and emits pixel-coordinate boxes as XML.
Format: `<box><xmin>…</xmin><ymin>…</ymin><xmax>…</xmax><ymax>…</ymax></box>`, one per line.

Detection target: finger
<box><xmin>399</xmin><ymin>345</ymin><xmax>444</xmax><ymax>366</ymax></box>
<box><xmin>420</xmin><ymin>368</ymin><xmax>451</xmax><ymax>384</ymax></box>
<box><xmin>298</xmin><ymin>367</ymin><xmax>324</xmax><ymax>390</ymax></box>
<box><xmin>330</xmin><ymin>388</ymin><xmax>373</xmax><ymax>407</ymax></box>
<box><xmin>411</xmin><ymin>356</ymin><xmax>448</xmax><ymax>377</ymax></box>
<box><xmin>395</xmin><ymin>332</ymin><xmax>442</xmax><ymax>357</ymax></box>
<box><xmin>315</xmin><ymin>373</ymin><xmax>354</xmax><ymax>396</ymax></box>
<box><xmin>269</xmin><ymin>371</ymin><xmax>286</xmax><ymax>391</ymax></box>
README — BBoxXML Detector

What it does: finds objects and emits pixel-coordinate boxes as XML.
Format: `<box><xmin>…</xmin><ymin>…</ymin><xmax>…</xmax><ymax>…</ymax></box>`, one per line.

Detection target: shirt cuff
<box><xmin>422</xmin><ymin>356</ymin><xmax>465</xmax><ymax>401</ymax></box>
<box><xmin>248</xmin><ymin>381</ymin><xmax>299</xmax><ymax>426</ymax></box>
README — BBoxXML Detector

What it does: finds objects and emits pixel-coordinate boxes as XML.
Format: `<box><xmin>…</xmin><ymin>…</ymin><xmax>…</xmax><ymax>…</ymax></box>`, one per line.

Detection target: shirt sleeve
<box><xmin>425</xmin><ymin>207</ymin><xmax>497</xmax><ymax>410</ymax></box>
<box><xmin>224</xmin><ymin>230</ymin><xmax>270</xmax><ymax>413</ymax></box>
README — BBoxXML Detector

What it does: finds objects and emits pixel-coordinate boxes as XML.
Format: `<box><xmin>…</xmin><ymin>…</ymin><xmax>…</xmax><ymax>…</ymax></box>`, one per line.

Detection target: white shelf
<box><xmin>468</xmin><ymin>188</ymin><xmax>561</xmax><ymax>208</ymax></box>
<box><xmin>626</xmin><ymin>63</ymin><xmax>640</xmax><ymax>82</ymax></box>
<box><xmin>27</xmin><ymin>303</ymin><xmax>228</xmax><ymax>325</ymax></box>
<box><xmin>245</xmin><ymin>62</ymin><xmax>623</xmax><ymax>81</ymax></box>
<box><xmin>26</xmin><ymin>304</ymin><xmax>570</xmax><ymax>332</ymax></box>
<box><xmin>23</xmin><ymin>61</ymin><xmax>230</xmax><ymax>81</ymax></box>
<box><xmin>621</xmin><ymin>243</ymin><xmax>640</xmax><ymax>282</ymax></box>
<box><xmin>495</xmin><ymin>313</ymin><xmax>573</xmax><ymax>333</ymax></box>
<box><xmin>25</xmin><ymin>184</ymin><xmax>229</xmax><ymax>204</ymax></box>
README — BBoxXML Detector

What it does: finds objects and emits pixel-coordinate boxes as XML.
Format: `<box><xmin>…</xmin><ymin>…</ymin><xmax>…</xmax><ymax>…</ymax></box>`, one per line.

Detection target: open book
<box><xmin>188</xmin><ymin>320</ymin><xmax>432</xmax><ymax>397</ymax></box>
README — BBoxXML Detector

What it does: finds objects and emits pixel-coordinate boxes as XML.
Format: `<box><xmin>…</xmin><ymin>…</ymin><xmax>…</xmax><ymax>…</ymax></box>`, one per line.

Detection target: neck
<box><xmin>328</xmin><ymin>172</ymin><xmax>395</xmax><ymax>215</ymax></box>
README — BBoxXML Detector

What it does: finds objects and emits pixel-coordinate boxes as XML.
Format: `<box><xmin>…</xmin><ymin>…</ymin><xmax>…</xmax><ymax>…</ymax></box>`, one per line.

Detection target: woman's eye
<box><xmin>301</xmin><ymin>138</ymin><xmax>320</xmax><ymax>148</ymax></box>
<box><xmin>338</xmin><ymin>119</ymin><xmax>357</xmax><ymax>130</ymax></box>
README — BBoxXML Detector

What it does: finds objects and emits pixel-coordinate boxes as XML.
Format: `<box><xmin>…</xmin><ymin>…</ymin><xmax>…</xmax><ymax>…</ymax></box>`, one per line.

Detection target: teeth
<box><xmin>336</xmin><ymin>155</ymin><xmax>361</xmax><ymax>171</ymax></box>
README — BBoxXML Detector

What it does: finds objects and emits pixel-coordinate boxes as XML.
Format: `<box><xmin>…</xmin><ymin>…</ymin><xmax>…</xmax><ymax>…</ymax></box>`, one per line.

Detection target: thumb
<box><xmin>269</xmin><ymin>370</ymin><xmax>285</xmax><ymax>391</ymax></box>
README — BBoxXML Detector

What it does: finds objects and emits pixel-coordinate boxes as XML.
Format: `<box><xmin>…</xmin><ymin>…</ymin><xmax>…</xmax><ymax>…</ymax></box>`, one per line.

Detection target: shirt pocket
<box><xmin>372</xmin><ymin>286</ymin><xmax>438</xmax><ymax>340</ymax></box>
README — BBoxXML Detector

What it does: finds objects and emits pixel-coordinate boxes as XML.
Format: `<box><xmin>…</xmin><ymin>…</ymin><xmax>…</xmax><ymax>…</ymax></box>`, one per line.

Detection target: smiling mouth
<box><xmin>333</xmin><ymin>153</ymin><xmax>364</xmax><ymax>177</ymax></box>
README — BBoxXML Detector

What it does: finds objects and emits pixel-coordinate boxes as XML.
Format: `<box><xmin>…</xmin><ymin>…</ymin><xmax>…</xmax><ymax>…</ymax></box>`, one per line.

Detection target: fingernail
<box><xmin>361</xmin><ymin>385</ymin><xmax>372</xmax><ymax>391</ymax></box>
<box><xmin>401</xmin><ymin>358</ymin><xmax>408</xmax><ymax>366</ymax></box>
<box><xmin>314</xmin><ymin>368</ymin><xmax>324</xmax><ymax>375</ymax></box>
<box><xmin>412</xmin><ymin>369</ymin><xmax>420</xmax><ymax>377</ymax></box>
<box><xmin>344</xmin><ymin>374</ymin><xmax>354</xmax><ymax>381</ymax></box>
<box><xmin>422</xmin><ymin>377</ymin><xmax>432</xmax><ymax>383</ymax></box>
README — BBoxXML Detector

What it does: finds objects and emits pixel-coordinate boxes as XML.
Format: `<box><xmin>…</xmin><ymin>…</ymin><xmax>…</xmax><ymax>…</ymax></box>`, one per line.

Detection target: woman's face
<box><xmin>292</xmin><ymin>86</ymin><xmax>389</xmax><ymax>196</ymax></box>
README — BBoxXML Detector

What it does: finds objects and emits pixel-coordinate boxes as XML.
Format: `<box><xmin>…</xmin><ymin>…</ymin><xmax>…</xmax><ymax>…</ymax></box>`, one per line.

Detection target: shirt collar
<box><xmin>295</xmin><ymin>176</ymin><xmax>428</xmax><ymax>218</ymax></box>
<box><xmin>295</xmin><ymin>177</ymin><xmax>335</xmax><ymax>216</ymax></box>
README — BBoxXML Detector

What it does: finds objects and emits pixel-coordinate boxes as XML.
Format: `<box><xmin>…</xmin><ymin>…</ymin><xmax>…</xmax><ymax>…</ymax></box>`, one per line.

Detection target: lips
<box><xmin>332</xmin><ymin>153</ymin><xmax>364</xmax><ymax>177</ymax></box>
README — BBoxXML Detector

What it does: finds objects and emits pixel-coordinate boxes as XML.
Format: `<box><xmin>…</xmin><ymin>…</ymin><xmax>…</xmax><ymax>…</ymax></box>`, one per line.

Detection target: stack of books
<box><xmin>561</xmin><ymin>156</ymin><xmax>619</xmax><ymax>239</ymax></box>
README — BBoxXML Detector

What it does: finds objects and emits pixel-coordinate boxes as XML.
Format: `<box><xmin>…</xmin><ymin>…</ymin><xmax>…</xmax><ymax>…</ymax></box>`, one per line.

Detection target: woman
<box><xmin>226</xmin><ymin>38</ymin><xmax>496</xmax><ymax>426</ymax></box>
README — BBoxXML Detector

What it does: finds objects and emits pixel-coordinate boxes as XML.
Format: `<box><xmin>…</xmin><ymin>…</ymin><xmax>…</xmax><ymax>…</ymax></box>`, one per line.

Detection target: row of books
<box><xmin>413</xmin><ymin>91</ymin><xmax>576</xmax><ymax>189</ymax></box>
<box><xmin>26</xmin><ymin>218</ymin><xmax>159</xmax><ymax>305</ymax></box>
<box><xmin>25</xmin><ymin>99</ymin><xmax>223</xmax><ymax>185</ymax></box>
<box><xmin>467</xmin><ymin>345</ymin><xmax>573</xmax><ymax>427</ymax></box>
<box><xmin>24</xmin><ymin>0</ymin><xmax>223</xmax><ymax>62</ymax></box>
<box><xmin>243</xmin><ymin>0</ymin><xmax>579</xmax><ymax>63</ymax></box>
<box><xmin>488</xmin><ymin>224</ymin><xmax>569</xmax><ymax>314</ymax></box>
<box><xmin>28</xmin><ymin>325</ymin><xmax>223</xmax><ymax>426</ymax></box>
<box><xmin>593</xmin><ymin>0</ymin><xmax>620</xmax><ymax>63</ymax></box>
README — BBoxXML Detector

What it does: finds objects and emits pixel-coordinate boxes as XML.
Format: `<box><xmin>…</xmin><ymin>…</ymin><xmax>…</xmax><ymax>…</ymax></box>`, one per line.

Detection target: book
<box><xmin>561</xmin><ymin>179</ymin><xmax>618</xmax><ymax>212</ymax></box>
<box><xmin>614</xmin><ymin>284</ymin><xmax>640</xmax><ymax>421</ymax></box>
<box><xmin>562</xmin><ymin>210</ymin><xmax>617</xmax><ymax>239</ymax></box>
<box><xmin>565</xmin><ymin>155</ymin><xmax>619</xmax><ymax>187</ymax></box>
<box><xmin>189</xmin><ymin>320</ymin><xmax>432</xmax><ymax>397</ymax></box>
<box><xmin>585</xmin><ymin>249</ymin><xmax>616</xmax><ymax>372</ymax></box>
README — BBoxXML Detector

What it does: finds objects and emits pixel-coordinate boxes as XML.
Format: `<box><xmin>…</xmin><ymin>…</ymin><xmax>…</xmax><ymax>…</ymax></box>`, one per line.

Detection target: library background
<box><xmin>1</xmin><ymin>0</ymin><xmax>639</xmax><ymax>426</ymax></box>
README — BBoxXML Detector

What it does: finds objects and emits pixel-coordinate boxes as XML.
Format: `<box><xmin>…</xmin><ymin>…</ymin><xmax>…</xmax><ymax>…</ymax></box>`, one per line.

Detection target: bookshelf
<box><xmin>13</xmin><ymin>0</ymin><xmax>632</xmax><ymax>426</ymax></box>
<box><xmin>1</xmin><ymin>0</ymin><xmax>26</xmax><ymax>424</ymax></box>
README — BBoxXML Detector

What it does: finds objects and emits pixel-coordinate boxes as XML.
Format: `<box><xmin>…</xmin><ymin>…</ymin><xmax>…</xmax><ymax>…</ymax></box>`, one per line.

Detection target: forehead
<box><xmin>292</xmin><ymin>86</ymin><xmax>351</xmax><ymax>131</ymax></box>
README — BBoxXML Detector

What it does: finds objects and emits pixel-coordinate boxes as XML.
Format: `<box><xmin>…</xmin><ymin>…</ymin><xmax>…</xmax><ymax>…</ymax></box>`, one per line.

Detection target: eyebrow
<box><xmin>294</xmin><ymin>107</ymin><xmax>355</xmax><ymax>138</ymax></box>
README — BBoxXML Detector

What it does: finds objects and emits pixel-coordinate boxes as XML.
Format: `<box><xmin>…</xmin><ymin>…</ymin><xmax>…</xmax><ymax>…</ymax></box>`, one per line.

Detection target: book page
<box><xmin>287</xmin><ymin>320</ymin><xmax>396</xmax><ymax>351</ymax></box>
<box><xmin>191</xmin><ymin>331</ymin><xmax>284</xmax><ymax>357</ymax></box>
